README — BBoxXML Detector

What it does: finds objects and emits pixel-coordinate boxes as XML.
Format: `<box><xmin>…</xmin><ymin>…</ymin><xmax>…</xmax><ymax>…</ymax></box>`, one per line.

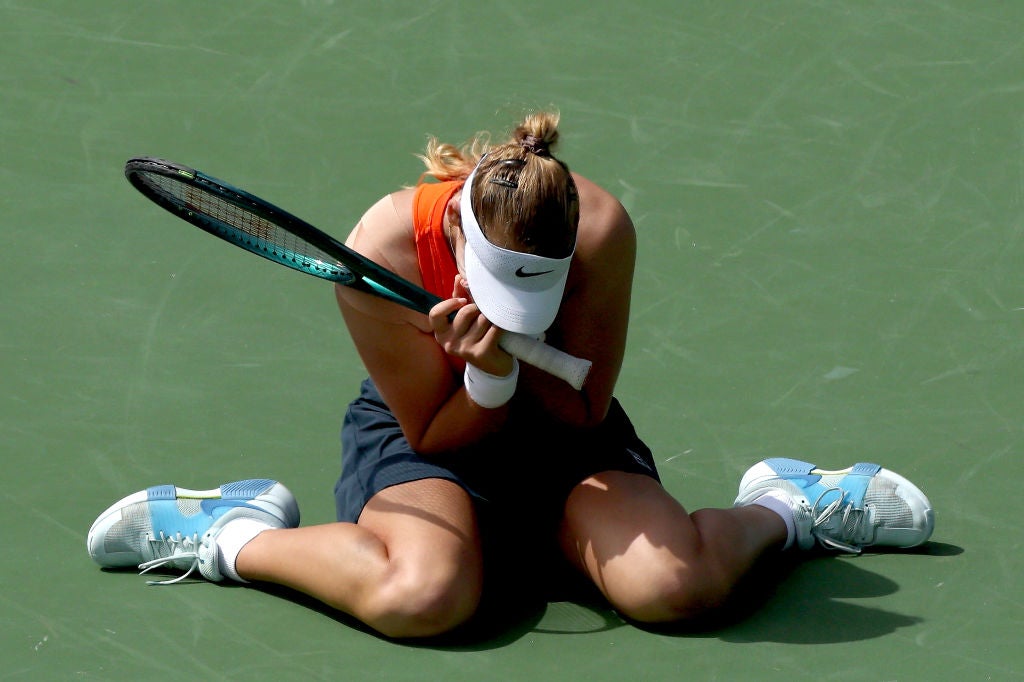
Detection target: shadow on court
<box><xmin>234</xmin><ymin>541</ymin><xmax>965</xmax><ymax>651</ymax></box>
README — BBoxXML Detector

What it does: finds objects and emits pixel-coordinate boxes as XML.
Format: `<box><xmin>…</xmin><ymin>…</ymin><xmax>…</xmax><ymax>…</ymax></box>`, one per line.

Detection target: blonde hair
<box><xmin>418</xmin><ymin>111</ymin><xmax>579</xmax><ymax>258</ymax></box>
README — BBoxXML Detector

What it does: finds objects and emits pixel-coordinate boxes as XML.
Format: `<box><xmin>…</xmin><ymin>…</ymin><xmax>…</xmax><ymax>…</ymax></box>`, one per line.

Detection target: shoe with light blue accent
<box><xmin>87</xmin><ymin>479</ymin><xmax>300</xmax><ymax>583</ymax></box>
<box><xmin>734</xmin><ymin>458</ymin><xmax>934</xmax><ymax>553</ymax></box>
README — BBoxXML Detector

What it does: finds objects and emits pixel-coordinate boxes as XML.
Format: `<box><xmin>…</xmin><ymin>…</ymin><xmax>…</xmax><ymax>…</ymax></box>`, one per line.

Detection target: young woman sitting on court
<box><xmin>88</xmin><ymin>111</ymin><xmax>934</xmax><ymax>639</ymax></box>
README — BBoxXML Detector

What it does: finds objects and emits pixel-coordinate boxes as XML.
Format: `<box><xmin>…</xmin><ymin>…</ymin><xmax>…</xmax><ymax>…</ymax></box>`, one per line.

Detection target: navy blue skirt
<box><xmin>335</xmin><ymin>378</ymin><xmax>660</xmax><ymax>530</ymax></box>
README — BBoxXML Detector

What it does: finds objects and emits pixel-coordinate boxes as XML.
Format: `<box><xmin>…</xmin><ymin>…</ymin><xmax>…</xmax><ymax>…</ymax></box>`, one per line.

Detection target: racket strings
<box><xmin>142</xmin><ymin>173</ymin><xmax>345</xmax><ymax>278</ymax></box>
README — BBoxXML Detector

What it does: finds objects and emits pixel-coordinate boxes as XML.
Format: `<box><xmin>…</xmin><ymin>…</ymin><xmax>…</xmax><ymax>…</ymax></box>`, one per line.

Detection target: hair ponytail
<box><xmin>418</xmin><ymin>111</ymin><xmax>578</xmax><ymax>258</ymax></box>
<box><xmin>511</xmin><ymin>111</ymin><xmax>561</xmax><ymax>157</ymax></box>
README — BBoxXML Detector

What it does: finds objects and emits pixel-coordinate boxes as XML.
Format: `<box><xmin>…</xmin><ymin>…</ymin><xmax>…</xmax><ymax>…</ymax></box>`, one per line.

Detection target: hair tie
<box><xmin>520</xmin><ymin>135</ymin><xmax>550</xmax><ymax>157</ymax></box>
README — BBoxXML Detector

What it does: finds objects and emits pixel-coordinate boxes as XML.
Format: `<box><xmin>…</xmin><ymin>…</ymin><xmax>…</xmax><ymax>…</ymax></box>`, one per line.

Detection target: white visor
<box><xmin>460</xmin><ymin>163</ymin><xmax>575</xmax><ymax>336</ymax></box>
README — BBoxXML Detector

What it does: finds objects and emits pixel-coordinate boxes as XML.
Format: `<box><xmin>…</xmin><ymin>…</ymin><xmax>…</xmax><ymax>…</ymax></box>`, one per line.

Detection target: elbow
<box><xmin>571</xmin><ymin>410</ymin><xmax>610</xmax><ymax>431</ymax></box>
<box><xmin>556</xmin><ymin>394</ymin><xmax>612</xmax><ymax>430</ymax></box>
<box><xmin>526</xmin><ymin>375</ymin><xmax>616</xmax><ymax>430</ymax></box>
<box><xmin>403</xmin><ymin>429</ymin><xmax>443</xmax><ymax>457</ymax></box>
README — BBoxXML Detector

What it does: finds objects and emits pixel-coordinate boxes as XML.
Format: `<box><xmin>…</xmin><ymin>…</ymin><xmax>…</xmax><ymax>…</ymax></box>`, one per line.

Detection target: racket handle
<box><xmin>498</xmin><ymin>332</ymin><xmax>592</xmax><ymax>391</ymax></box>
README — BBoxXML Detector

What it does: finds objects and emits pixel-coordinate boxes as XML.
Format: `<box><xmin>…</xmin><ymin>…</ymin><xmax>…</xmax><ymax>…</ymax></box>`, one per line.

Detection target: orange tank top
<box><xmin>413</xmin><ymin>180</ymin><xmax>461</xmax><ymax>299</ymax></box>
<box><xmin>412</xmin><ymin>180</ymin><xmax>465</xmax><ymax>373</ymax></box>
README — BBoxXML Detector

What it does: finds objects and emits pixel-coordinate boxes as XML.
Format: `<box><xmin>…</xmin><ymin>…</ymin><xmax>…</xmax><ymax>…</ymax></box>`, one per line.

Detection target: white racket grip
<box><xmin>498</xmin><ymin>332</ymin><xmax>592</xmax><ymax>391</ymax></box>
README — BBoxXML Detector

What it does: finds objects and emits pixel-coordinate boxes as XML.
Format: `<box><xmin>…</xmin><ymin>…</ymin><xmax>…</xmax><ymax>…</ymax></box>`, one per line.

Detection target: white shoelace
<box><xmin>138</xmin><ymin>531</ymin><xmax>203</xmax><ymax>585</ymax></box>
<box><xmin>809</xmin><ymin>487</ymin><xmax>874</xmax><ymax>554</ymax></box>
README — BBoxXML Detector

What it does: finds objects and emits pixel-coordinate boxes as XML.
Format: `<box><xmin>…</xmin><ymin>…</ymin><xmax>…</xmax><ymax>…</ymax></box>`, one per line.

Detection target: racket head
<box><xmin>124</xmin><ymin>157</ymin><xmax>359</xmax><ymax>285</ymax></box>
<box><xmin>124</xmin><ymin>157</ymin><xmax>591</xmax><ymax>389</ymax></box>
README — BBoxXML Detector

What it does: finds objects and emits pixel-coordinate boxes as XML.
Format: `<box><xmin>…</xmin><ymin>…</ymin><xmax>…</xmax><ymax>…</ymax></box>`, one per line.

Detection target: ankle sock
<box><xmin>215</xmin><ymin>518</ymin><xmax>273</xmax><ymax>582</ymax></box>
<box><xmin>751</xmin><ymin>492</ymin><xmax>796</xmax><ymax>550</ymax></box>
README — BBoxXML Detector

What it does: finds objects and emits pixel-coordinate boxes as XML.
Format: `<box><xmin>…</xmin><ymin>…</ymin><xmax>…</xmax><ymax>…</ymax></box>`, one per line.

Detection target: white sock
<box><xmin>215</xmin><ymin>518</ymin><xmax>273</xmax><ymax>582</ymax></box>
<box><xmin>751</xmin><ymin>492</ymin><xmax>796</xmax><ymax>550</ymax></box>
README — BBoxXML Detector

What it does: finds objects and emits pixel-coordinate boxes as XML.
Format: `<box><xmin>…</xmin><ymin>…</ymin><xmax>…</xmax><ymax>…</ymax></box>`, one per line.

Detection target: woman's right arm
<box><xmin>334</xmin><ymin>192</ymin><xmax>510</xmax><ymax>454</ymax></box>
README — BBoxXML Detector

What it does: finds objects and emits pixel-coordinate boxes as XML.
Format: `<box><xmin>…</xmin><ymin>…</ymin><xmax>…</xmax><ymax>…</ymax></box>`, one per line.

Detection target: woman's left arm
<box><xmin>516</xmin><ymin>174</ymin><xmax>636</xmax><ymax>428</ymax></box>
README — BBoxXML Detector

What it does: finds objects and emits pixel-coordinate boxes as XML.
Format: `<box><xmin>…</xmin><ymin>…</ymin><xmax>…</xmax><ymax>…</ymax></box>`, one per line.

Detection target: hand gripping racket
<box><xmin>124</xmin><ymin>157</ymin><xmax>592</xmax><ymax>390</ymax></box>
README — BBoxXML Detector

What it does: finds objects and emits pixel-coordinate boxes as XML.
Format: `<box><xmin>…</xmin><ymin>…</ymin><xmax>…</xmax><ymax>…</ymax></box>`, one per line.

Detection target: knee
<box><xmin>604</xmin><ymin>556</ymin><xmax>732</xmax><ymax>624</ymax></box>
<box><xmin>363</xmin><ymin>564</ymin><xmax>482</xmax><ymax>639</ymax></box>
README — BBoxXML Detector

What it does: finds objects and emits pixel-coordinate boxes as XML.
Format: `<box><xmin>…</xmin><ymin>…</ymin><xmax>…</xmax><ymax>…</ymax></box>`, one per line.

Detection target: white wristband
<box><xmin>464</xmin><ymin>359</ymin><xmax>519</xmax><ymax>409</ymax></box>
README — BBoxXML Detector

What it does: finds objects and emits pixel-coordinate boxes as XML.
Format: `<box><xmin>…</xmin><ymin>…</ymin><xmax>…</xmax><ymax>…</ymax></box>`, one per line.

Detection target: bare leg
<box><xmin>560</xmin><ymin>471</ymin><xmax>787</xmax><ymax>623</ymax></box>
<box><xmin>236</xmin><ymin>478</ymin><xmax>483</xmax><ymax>639</ymax></box>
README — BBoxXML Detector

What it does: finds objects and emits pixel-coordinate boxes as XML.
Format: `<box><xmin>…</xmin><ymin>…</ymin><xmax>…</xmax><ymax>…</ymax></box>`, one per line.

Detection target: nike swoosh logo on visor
<box><xmin>515</xmin><ymin>266</ymin><xmax>554</xmax><ymax>278</ymax></box>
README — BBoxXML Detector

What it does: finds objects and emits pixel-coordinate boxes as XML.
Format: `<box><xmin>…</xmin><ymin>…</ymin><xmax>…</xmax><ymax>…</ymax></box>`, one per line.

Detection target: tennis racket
<box><xmin>124</xmin><ymin>157</ymin><xmax>592</xmax><ymax>390</ymax></box>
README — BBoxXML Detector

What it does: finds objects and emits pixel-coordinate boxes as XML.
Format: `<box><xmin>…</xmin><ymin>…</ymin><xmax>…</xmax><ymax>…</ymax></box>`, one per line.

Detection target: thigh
<box><xmin>558</xmin><ymin>471</ymin><xmax>789</xmax><ymax>622</ymax></box>
<box><xmin>359</xmin><ymin>477</ymin><xmax>483</xmax><ymax>575</ymax></box>
<box><xmin>337</xmin><ymin>378</ymin><xmax>476</xmax><ymax>524</ymax></box>
<box><xmin>558</xmin><ymin>471</ymin><xmax>702</xmax><ymax>615</ymax></box>
<box><xmin>353</xmin><ymin>477</ymin><xmax>486</xmax><ymax>636</ymax></box>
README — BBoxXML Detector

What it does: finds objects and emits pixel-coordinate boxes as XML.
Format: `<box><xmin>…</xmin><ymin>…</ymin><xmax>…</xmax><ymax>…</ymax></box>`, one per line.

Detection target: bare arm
<box><xmin>334</xmin><ymin>191</ymin><xmax>510</xmax><ymax>454</ymax></box>
<box><xmin>336</xmin><ymin>174</ymin><xmax>636</xmax><ymax>451</ymax></box>
<box><xmin>515</xmin><ymin>174</ymin><xmax>636</xmax><ymax>428</ymax></box>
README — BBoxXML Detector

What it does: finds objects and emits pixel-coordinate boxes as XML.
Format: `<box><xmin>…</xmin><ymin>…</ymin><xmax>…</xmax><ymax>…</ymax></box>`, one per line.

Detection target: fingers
<box><xmin>452</xmin><ymin>274</ymin><xmax>471</xmax><ymax>301</ymax></box>
<box><xmin>432</xmin><ymin>275</ymin><xmax>474</xmax><ymax>336</ymax></box>
<box><xmin>452</xmin><ymin>306</ymin><xmax>492</xmax><ymax>344</ymax></box>
<box><xmin>428</xmin><ymin>297</ymin><xmax>512</xmax><ymax>375</ymax></box>
<box><xmin>429</xmin><ymin>298</ymin><xmax>488</xmax><ymax>344</ymax></box>
<box><xmin>429</xmin><ymin>297</ymin><xmax>467</xmax><ymax>332</ymax></box>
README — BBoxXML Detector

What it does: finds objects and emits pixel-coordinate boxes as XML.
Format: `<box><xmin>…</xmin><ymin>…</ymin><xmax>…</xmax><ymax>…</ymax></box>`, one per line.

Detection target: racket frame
<box><xmin>124</xmin><ymin>157</ymin><xmax>592</xmax><ymax>390</ymax></box>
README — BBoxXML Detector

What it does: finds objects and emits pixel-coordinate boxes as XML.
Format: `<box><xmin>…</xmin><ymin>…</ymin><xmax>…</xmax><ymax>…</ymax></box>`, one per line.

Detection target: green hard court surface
<box><xmin>3</xmin><ymin>1</ymin><xmax>1022</xmax><ymax>680</ymax></box>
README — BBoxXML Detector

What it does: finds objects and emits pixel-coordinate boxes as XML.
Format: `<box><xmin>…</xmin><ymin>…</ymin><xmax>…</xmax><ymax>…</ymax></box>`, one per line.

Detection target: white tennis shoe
<box><xmin>734</xmin><ymin>458</ymin><xmax>934</xmax><ymax>553</ymax></box>
<box><xmin>87</xmin><ymin>479</ymin><xmax>299</xmax><ymax>583</ymax></box>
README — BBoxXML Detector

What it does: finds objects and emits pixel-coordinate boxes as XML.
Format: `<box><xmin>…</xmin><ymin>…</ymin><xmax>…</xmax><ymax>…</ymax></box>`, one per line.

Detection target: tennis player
<box><xmin>88</xmin><ymin>111</ymin><xmax>934</xmax><ymax>638</ymax></box>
